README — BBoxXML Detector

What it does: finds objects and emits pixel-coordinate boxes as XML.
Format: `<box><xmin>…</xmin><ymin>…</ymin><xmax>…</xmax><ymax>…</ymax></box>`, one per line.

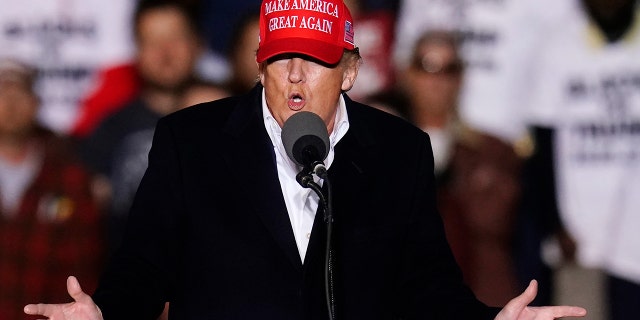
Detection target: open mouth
<box><xmin>288</xmin><ymin>93</ymin><xmax>305</xmax><ymax>111</ymax></box>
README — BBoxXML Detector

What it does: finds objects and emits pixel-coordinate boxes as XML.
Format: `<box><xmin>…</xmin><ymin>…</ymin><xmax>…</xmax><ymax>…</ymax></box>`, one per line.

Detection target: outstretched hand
<box><xmin>496</xmin><ymin>280</ymin><xmax>587</xmax><ymax>320</ymax></box>
<box><xmin>24</xmin><ymin>276</ymin><xmax>103</xmax><ymax>320</ymax></box>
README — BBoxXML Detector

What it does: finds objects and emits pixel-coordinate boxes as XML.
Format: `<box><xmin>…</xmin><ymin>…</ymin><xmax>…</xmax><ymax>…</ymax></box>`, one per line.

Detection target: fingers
<box><xmin>516</xmin><ymin>281</ymin><xmax>586</xmax><ymax>318</ymax></box>
<box><xmin>547</xmin><ymin>306</ymin><xmax>587</xmax><ymax>318</ymax></box>
<box><xmin>23</xmin><ymin>276</ymin><xmax>84</xmax><ymax>317</ymax></box>
<box><xmin>527</xmin><ymin>305</ymin><xmax>587</xmax><ymax>319</ymax></box>
<box><xmin>25</xmin><ymin>276</ymin><xmax>100</xmax><ymax>319</ymax></box>
<box><xmin>496</xmin><ymin>280</ymin><xmax>587</xmax><ymax>320</ymax></box>
<box><xmin>23</xmin><ymin>303</ymin><xmax>52</xmax><ymax>316</ymax></box>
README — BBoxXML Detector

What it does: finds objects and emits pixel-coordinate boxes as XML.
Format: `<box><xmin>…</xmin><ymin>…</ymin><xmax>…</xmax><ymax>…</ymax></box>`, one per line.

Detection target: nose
<box><xmin>287</xmin><ymin>58</ymin><xmax>305</xmax><ymax>83</ymax></box>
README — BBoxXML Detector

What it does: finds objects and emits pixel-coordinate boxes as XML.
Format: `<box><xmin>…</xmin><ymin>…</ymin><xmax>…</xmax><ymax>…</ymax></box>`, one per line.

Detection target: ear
<box><xmin>257</xmin><ymin>61</ymin><xmax>265</xmax><ymax>85</ymax></box>
<box><xmin>341</xmin><ymin>58</ymin><xmax>359</xmax><ymax>92</ymax></box>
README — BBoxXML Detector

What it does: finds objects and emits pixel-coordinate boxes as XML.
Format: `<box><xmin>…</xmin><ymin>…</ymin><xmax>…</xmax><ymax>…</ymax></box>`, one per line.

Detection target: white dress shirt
<box><xmin>262</xmin><ymin>89</ymin><xmax>349</xmax><ymax>262</ymax></box>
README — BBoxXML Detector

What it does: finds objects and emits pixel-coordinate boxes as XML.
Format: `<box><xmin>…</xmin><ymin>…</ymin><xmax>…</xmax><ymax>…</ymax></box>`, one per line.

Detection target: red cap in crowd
<box><xmin>257</xmin><ymin>0</ymin><xmax>356</xmax><ymax>65</ymax></box>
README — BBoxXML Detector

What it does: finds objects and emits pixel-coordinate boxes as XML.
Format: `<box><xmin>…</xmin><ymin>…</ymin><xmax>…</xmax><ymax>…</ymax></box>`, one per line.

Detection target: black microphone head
<box><xmin>281</xmin><ymin>111</ymin><xmax>330</xmax><ymax>167</ymax></box>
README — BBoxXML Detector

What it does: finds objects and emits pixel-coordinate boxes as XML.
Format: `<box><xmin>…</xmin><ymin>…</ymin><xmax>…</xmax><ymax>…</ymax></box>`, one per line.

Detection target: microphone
<box><xmin>281</xmin><ymin>111</ymin><xmax>330</xmax><ymax>184</ymax></box>
<box><xmin>282</xmin><ymin>111</ymin><xmax>336</xmax><ymax>320</ymax></box>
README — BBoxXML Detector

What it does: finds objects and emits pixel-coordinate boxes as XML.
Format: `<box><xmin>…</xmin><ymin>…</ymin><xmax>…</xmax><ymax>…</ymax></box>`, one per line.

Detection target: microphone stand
<box><xmin>296</xmin><ymin>163</ymin><xmax>335</xmax><ymax>320</ymax></box>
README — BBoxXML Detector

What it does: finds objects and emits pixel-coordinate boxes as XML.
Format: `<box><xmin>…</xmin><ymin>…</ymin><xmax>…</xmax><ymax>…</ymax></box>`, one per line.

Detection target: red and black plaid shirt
<box><xmin>0</xmin><ymin>132</ymin><xmax>105</xmax><ymax>320</ymax></box>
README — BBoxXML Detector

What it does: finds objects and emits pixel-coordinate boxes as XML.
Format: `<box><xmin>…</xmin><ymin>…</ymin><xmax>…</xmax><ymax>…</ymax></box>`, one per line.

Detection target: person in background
<box><xmin>401</xmin><ymin>30</ymin><xmax>464</xmax><ymax>176</ymax></box>
<box><xmin>391</xmin><ymin>0</ymin><xmax>577</xmax><ymax>309</ymax></box>
<box><xmin>393</xmin><ymin>0</ymin><xmax>539</xmax><ymax>145</ymax></box>
<box><xmin>506</xmin><ymin>0</ymin><xmax>640</xmax><ymax>318</ymax></box>
<box><xmin>0</xmin><ymin>58</ymin><xmax>104</xmax><ymax>320</ymax></box>
<box><xmin>401</xmin><ymin>30</ymin><xmax>522</xmax><ymax>307</ymax></box>
<box><xmin>224</xmin><ymin>9</ymin><xmax>262</xmax><ymax>95</ymax></box>
<box><xmin>178</xmin><ymin>79</ymin><xmax>230</xmax><ymax>110</ymax></box>
<box><xmin>78</xmin><ymin>0</ymin><xmax>206</xmax><ymax>257</ymax></box>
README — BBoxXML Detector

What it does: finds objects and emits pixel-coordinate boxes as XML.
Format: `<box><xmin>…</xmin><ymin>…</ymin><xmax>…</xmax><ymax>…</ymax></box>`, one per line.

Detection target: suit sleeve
<box><xmin>92</xmin><ymin>118</ymin><xmax>183</xmax><ymax>319</ymax></box>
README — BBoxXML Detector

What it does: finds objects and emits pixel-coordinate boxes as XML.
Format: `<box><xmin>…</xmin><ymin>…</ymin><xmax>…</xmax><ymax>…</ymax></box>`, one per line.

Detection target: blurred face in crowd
<box><xmin>583</xmin><ymin>0</ymin><xmax>634</xmax><ymax>20</ymax></box>
<box><xmin>135</xmin><ymin>6</ymin><xmax>202</xmax><ymax>91</ymax></box>
<box><xmin>582</xmin><ymin>0</ymin><xmax>635</xmax><ymax>42</ymax></box>
<box><xmin>405</xmin><ymin>33</ymin><xmax>463</xmax><ymax>125</ymax></box>
<box><xmin>342</xmin><ymin>0</ymin><xmax>362</xmax><ymax>16</ymax></box>
<box><xmin>0</xmin><ymin>78</ymin><xmax>38</xmax><ymax>139</ymax></box>
<box><xmin>259</xmin><ymin>53</ymin><xmax>359</xmax><ymax>134</ymax></box>
<box><xmin>178</xmin><ymin>83</ymin><xmax>229</xmax><ymax>110</ymax></box>
<box><xmin>230</xmin><ymin>16</ymin><xmax>260</xmax><ymax>93</ymax></box>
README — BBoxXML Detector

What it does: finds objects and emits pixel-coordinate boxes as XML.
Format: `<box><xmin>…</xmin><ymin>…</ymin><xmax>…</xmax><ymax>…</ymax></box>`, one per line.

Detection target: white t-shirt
<box><xmin>0</xmin><ymin>146</ymin><xmax>42</xmax><ymax>218</ymax></box>
<box><xmin>522</xmin><ymin>2</ymin><xmax>640</xmax><ymax>283</ymax></box>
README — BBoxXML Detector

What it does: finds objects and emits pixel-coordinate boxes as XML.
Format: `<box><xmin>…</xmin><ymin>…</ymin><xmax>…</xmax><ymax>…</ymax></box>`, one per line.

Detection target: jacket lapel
<box><xmin>304</xmin><ymin>96</ymin><xmax>376</xmax><ymax>267</ymax></box>
<box><xmin>221</xmin><ymin>86</ymin><xmax>302</xmax><ymax>270</ymax></box>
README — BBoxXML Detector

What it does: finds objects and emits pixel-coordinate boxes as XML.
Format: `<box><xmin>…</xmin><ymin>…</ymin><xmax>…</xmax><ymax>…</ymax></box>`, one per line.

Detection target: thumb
<box><xmin>515</xmin><ymin>279</ymin><xmax>538</xmax><ymax>306</ymax></box>
<box><xmin>499</xmin><ymin>279</ymin><xmax>538</xmax><ymax>318</ymax></box>
<box><xmin>67</xmin><ymin>276</ymin><xmax>93</xmax><ymax>304</ymax></box>
<box><xmin>511</xmin><ymin>279</ymin><xmax>538</xmax><ymax>308</ymax></box>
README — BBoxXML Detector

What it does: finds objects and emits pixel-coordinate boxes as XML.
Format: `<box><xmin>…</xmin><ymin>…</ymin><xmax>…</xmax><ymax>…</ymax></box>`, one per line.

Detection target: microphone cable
<box><xmin>298</xmin><ymin>167</ymin><xmax>336</xmax><ymax>320</ymax></box>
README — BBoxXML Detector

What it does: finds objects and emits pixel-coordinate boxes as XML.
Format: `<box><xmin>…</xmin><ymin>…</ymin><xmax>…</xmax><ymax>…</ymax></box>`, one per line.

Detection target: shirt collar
<box><xmin>261</xmin><ymin>87</ymin><xmax>350</xmax><ymax>169</ymax></box>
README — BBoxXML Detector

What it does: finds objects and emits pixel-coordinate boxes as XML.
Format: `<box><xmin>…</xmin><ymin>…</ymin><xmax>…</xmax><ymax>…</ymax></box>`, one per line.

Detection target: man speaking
<box><xmin>25</xmin><ymin>0</ymin><xmax>586</xmax><ymax>319</ymax></box>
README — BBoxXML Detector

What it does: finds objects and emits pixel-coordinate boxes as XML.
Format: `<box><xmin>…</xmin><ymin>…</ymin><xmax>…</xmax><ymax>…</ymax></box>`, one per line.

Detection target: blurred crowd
<box><xmin>0</xmin><ymin>0</ymin><xmax>638</xmax><ymax>319</ymax></box>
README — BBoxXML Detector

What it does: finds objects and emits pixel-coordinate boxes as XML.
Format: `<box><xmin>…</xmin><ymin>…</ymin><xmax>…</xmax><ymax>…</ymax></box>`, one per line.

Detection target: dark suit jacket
<box><xmin>92</xmin><ymin>85</ymin><xmax>500</xmax><ymax>319</ymax></box>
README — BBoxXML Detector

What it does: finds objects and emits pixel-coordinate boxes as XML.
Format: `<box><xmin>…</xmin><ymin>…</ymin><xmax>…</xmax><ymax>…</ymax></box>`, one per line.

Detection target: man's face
<box><xmin>0</xmin><ymin>80</ymin><xmax>38</xmax><ymax>137</ymax></box>
<box><xmin>232</xmin><ymin>17</ymin><xmax>260</xmax><ymax>92</ymax></box>
<box><xmin>136</xmin><ymin>7</ymin><xmax>201</xmax><ymax>91</ymax></box>
<box><xmin>259</xmin><ymin>54</ymin><xmax>358</xmax><ymax>133</ymax></box>
<box><xmin>405</xmin><ymin>39</ymin><xmax>462</xmax><ymax>120</ymax></box>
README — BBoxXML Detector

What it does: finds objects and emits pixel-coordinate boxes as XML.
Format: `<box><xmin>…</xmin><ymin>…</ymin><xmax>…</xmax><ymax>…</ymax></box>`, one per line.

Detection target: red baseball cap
<box><xmin>256</xmin><ymin>0</ymin><xmax>356</xmax><ymax>65</ymax></box>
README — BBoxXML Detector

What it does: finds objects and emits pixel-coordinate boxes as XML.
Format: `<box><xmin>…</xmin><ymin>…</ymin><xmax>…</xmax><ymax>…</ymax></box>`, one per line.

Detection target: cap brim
<box><xmin>256</xmin><ymin>37</ymin><xmax>344</xmax><ymax>65</ymax></box>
